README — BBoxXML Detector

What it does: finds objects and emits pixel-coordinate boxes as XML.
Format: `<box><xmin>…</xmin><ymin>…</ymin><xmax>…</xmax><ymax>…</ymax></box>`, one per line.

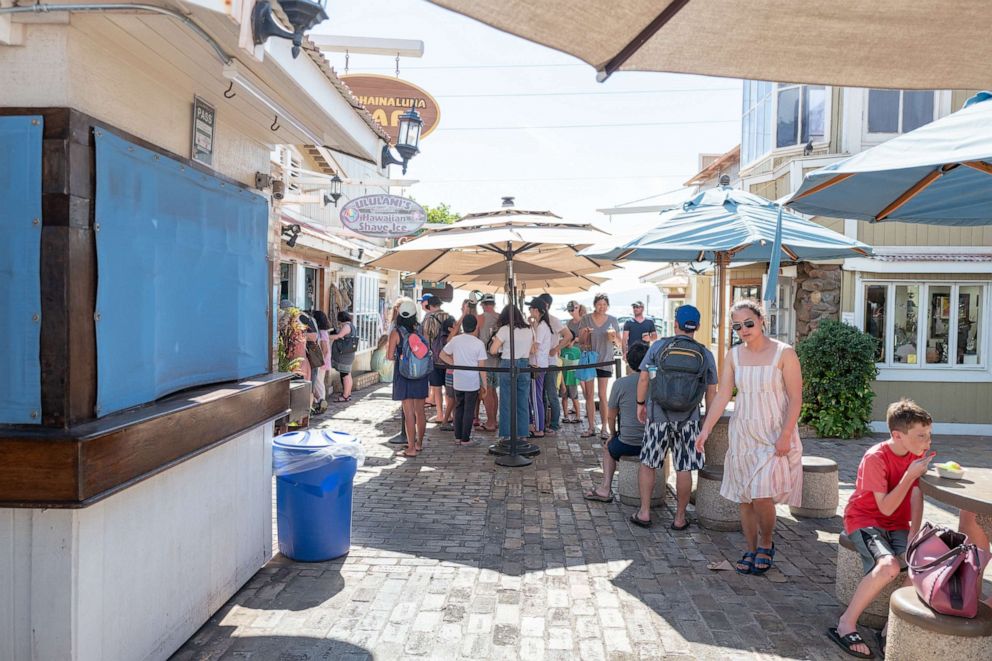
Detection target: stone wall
<box><xmin>794</xmin><ymin>262</ymin><xmax>842</xmax><ymax>342</ymax></box>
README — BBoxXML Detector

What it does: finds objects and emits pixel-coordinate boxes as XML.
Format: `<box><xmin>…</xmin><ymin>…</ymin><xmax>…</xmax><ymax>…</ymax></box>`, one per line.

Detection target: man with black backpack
<box><xmin>633</xmin><ymin>305</ymin><xmax>718</xmax><ymax>529</ymax></box>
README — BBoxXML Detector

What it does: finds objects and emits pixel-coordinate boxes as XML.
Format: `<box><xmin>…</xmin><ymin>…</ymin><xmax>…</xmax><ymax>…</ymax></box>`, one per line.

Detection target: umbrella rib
<box><xmin>789</xmin><ymin>173</ymin><xmax>855</xmax><ymax>201</ymax></box>
<box><xmin>876</xmin><ymin>164</ymin><xmax>954</xmax><ymax>221</ymax></box>
<box><xmin>781</xmin><ymin>245</ymin><xmax>799</xmax><ymax>261</ymax></box>
<box><xmin>963</xmin><ymin>160</ymin><xmax>992</xmax><ymax>176</ymax></box>
<box><xmin>599</xmin><ymin>0</ymin><xmax>692</xmax><ymax>80</ymax></box>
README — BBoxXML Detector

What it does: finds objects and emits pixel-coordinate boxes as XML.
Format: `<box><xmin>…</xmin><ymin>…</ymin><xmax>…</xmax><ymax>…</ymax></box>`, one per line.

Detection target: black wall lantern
<box><xmin>322</xmin><ymin>174</ymin><xmax>343</xmax><ymax>207</ymax></box>
<box><xmin>381</xmin><ymin>103</ymin><xmax>423</xmax><ymax>174</ymax></box>
<box><xmin>252</xmin><ymin>0</ymin><xmax>328</xmax><ymax>59</ymax></box>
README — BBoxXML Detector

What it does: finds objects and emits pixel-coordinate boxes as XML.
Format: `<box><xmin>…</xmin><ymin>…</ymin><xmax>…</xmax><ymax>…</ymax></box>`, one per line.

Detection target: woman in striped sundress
<box><xmin>694</xmin><ymin>299</ymin><xmax>804</xmax><ymax>575</ymax></box>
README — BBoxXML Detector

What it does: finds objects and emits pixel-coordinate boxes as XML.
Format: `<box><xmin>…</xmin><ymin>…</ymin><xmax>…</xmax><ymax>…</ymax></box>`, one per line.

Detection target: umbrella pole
<box><xmin>494</xmin><ymin>251</ymin><xmax>534</xmax><ymax>467</ymax></box>
<box><xmin>717</xmin><ymin>252</ymin><xmax>728</xmax><ymax>372</ymax></box>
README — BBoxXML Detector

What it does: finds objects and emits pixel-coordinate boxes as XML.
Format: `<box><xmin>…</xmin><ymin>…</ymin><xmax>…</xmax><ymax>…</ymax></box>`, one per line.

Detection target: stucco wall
<box><xmin>0</xmin><ymin>423</ymin><xmax>273</xmax><ymax>661</ymax></box>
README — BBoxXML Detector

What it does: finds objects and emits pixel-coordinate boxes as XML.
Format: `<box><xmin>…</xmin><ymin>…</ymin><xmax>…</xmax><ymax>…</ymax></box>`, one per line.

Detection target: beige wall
<box><xmin>859</xmin><ymin>221</ymin><xmax>992</xmax><ymax>248</ymax></box>
<box><xmin>871</xmin><ymin>381</ymin><xmax>992</xmax><ymax>424</ymax></box>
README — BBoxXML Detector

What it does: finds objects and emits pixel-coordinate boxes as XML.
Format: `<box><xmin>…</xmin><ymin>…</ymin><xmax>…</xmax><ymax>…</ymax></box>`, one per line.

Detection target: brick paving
<box><xmin>172</xmin><ymin>385</ymin><xmax>991</xmax><ymax>660</ymax></box>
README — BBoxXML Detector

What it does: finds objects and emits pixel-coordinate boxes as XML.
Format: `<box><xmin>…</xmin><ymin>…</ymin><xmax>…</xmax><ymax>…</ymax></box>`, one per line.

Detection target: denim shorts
<box><xmin>607</xmin><ymin>435</ymin><xmax>642</xmax><ymax>461</ymax></box>
<box><xmin>849</xmin><ymin>526</ymin><xmax>909</xmax><ymax>576</ymax></box>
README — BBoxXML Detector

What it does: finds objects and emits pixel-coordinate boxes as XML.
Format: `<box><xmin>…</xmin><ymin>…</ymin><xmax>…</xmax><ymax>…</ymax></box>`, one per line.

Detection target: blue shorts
<box><xmin>607</xmin><ymin>435</ymin><xmax>642</xmax><ymax>461</ymax></box>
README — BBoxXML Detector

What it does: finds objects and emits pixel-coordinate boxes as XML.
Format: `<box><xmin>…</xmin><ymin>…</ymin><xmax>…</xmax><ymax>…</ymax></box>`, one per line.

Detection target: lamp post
<box><xmin>381</xmin><ymin>103</ymin><xmax>423</xmax><ymax>174</ymax></box>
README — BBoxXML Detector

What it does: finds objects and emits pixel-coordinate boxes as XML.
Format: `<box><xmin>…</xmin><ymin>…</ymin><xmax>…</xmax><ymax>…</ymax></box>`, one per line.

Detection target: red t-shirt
<box><xmin>844</xmin><ymin>441</ymin><xmax>921</xmax><ymax>534</ymax></box>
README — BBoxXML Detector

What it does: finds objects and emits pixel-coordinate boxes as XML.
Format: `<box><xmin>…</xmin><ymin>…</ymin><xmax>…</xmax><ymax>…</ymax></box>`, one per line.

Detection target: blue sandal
<box><xmin>736</xmin><ymin>551</ymin><xmax>756</xmax><ymax>575</ymax></box>
<box><xmin>752</xmin><ymin>544</ymin><xmax>775</xmax><ymax>574</ymax></box>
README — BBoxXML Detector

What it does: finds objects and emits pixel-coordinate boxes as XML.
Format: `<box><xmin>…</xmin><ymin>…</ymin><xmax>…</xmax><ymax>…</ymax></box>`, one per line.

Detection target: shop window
<box><xmin>776</xmin><ymin>84</ymin><xmax>826</xmax><ymax>148</ymax></box>
<box><xmin>861</xmin><ymin>281</ymin><xmax>985</xmax><ymax>371</ymax></box>
<box><xmin>742</xmin><ymin>81</ymin><xmax>828</xmax><ymax>167</ymax></box>
<box><xmin>304</xmin><ymin>266</ymin><xmax>319</xmax><ymax>311</ymax></box>
<box><xmin>867</xmin><ymin>90</ymin><xmax>935</xmax><ymax>135</ymax></box>
<box><xmin>279</xmin><ymin>262</ymin><xmax>293</xmax><ymax>304</ymax></box>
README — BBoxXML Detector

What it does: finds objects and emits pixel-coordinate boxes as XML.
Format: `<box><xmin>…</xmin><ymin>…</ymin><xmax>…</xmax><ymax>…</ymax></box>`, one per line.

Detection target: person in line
<box><xmin>583</xmin><ymin>344</ymin><xmax>649</xmax><ymax>503</ymax></box>
<box><xmin>578</xmin><ymin>293</ymin><xmax>622</xmax><ymax>439</ymax></box>
<box><xmin>440</xmin><ymin>315</ymin><xmax>488</xmax><ymax>446</ymax></box>
<box><xmin>422</xmin><ymin>295</ymin><xmax>450</xmax><ymax>422</ymax></box>
<box><xmin>563</xmin><ymin>301</ymin><xmax>586</xmax><ymax>424</ymax></box>
<box><xmin>419</xmin><ymin>294</ymin><xmax>437</xmax><ymax>407</ymax></box>
<box><xmin>633</xmin><ymin>305</ymin><xmax>717</xmax><ymax>529</ymax></box>
<box><xmin>438</xmin><ymin>316</ymin><xmax>457</xmax><ymax>432</ymax></box>
<box><xmin>622</xmin><ymin>301</ymin><xmax>657</xmax><ymax>356</ymax></box>
<box><xmin>475</xmin><ymin>294</ymin><xmax>501</xmax><ymax>431</ymax></box>
<box><xmin>328</xmin><ymin>310</ymin><xmax>356</xmax><ymax>402</ymax></box>
<box><xmin>490</xmin><ymin>304</ymin><xmax>534</xmax><ymax>442</ymax></box>
<box><xmin>695</xmin><ymin>299</ymin><xmax>803</xmax><ymax>575</ymax></box>
<box><xmin>536</xmin><ymin>293</ymin><xmax>572</xmax><ymax>434</ymax></box>
<box><xmin>559</xmin><ymin>336</ymin><xmax>582</xmax><ymax>424</ymax></box>
<box><xmin>308</xmin><ymin>311</ymin><xmax>332</xmax><ymax>413</ymax></box>
<box><xmin>959</xmin><ymin>510</ymin><xmax>992</xmax><ymax>607</ymax></box>
<box><xmin>826</xmin><ymin>399</ymin><xmax>933</xmax><ymax>659</ymax></box>
<box><xmin>387</xmin><ymin>298</ymin><xmax>429</xmax><ymax>457</ymax></box>
<box><xmin>527</xmin><ymin>298</ymin><xmax>555</xmax><ymax>438</ymax></box>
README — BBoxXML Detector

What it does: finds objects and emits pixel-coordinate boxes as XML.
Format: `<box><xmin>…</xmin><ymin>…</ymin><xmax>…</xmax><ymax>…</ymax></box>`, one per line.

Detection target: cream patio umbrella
<box><xmin>427</xmin><ymin>1</ymin><xmax>989</xmax><ymax>89</ymax></box>
<box><xmin>367</xmin><ymin>206</ymin><xmax>612</xmax><ymax>467</ymax></box>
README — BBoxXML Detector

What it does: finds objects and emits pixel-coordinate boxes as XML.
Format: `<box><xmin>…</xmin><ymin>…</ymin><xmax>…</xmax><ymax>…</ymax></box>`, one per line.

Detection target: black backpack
<box><xmin>650</xmin><ymin>336</ymin><xmax>707</xmax><ymax>413</ymax></box>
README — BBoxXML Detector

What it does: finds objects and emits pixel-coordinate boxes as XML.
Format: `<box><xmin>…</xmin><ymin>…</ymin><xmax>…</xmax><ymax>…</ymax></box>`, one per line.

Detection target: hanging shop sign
<box><xmin>191</xmin><ymin>96</ymin><xmax>215</xmax><ymax>166</ymax></box>
<box><xmin>341</xmin><ymin>74</ymin><xmax>440</xmax><ymax>144</ymax></box>
<box><xmin>340</xmin><ymin>195</ymin><xmax>426</xmax><ymax>238</ymax></box>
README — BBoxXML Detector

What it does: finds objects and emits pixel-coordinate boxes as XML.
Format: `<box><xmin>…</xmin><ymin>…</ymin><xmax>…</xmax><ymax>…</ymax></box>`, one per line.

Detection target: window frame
<box><xmin>862</xmin><ymin>89</ymin><xmax>940</xmax><ymax>142</ymax></box>
<box><xmin>856</xmin><ymin>277</ymin><xmax>990</xmax><ymax>382</ymax></box>
<box><xmin>741</xmin><ymin>82</ymin><xmax>832</xmax><ymax>170</ymax></box>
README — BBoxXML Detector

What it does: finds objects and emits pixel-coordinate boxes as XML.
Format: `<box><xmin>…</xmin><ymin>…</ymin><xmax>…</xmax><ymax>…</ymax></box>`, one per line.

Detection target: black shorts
<box><xmin>428</xmin><ymin>366</ymin><xmax>446</xmax><ymax>387</ymax></box>
<box><xmin>849</xmin><ymin>527</ymin><xmax>910</xmax><ymax>575</ymax></box>
<box><xmin>595</xmin><ymin>368</ymin><xmax>612</xmax><ymax>378</ymax></box>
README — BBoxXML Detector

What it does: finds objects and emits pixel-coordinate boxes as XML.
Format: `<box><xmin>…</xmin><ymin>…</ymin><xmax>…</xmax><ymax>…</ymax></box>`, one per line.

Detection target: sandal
<box><xmin>583</xmin><ymin>491</ymin><xmax>613</xmax><ymax>503</ymax></box>
<box><xmin>629</xmin><ymin>513</ymin><xmax>651</xmax><ymax>528</ymax></box>
<box><xmin>415</xmin><ymin>438</ymin><xmax>424</xmax><ymax>452</ymax></box>
<box><xmin>736</xmin><ymin>551</ymin><xmax>756</xmax><ymax>575</ymax></box>
<box><xmin>396</xmin><ymin>447</ymin><xmax>418</xmax><ymax>458</ymax></box>
<box><xmin>670</xmin><ymin>520</ymin><xmax>691</xmax><ymax>531</ymax></box>
<box><xmin>580</xmin><ymin>428</ymin><xmax>597</xmax><ymax>438</ymax></box>
<box><xmin>752</xmin><ymin>544</ymin><xmax>775</xmax><ymax>574</ymax></box>
<box><xmin>826</xmin><ymin>627</ymin><xmax>875</xmax><ymax>659</ymax></box>
<box><xmin>334</xmin><ymin>396</ymin><xmax>351</xmax><ymax>403</ymax></box>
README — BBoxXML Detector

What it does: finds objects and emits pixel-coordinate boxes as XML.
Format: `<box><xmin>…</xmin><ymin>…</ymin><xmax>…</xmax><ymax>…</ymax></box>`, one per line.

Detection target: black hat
<box><xmin>526</xmin><ymin>297</ymin><xmax>547</xmax><ymax>311</ymax></box>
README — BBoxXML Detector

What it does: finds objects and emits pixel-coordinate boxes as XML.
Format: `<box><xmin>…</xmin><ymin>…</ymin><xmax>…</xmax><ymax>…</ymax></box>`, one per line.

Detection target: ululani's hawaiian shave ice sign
<box><xmin>340</xmin><ymin>195</ymin><xmax>426</xmax><ymax>238</ymax></box>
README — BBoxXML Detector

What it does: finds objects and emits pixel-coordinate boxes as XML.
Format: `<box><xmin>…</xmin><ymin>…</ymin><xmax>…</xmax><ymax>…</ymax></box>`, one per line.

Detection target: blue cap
<box><xmin>675</xmin><ymin>305</ymin><xmax>701</xmax><ymax>331</ymax></box>
<box><xmin>418</xmin><ymin>294</ymin><xmax>431</xmax><ymax>302</ymax></box>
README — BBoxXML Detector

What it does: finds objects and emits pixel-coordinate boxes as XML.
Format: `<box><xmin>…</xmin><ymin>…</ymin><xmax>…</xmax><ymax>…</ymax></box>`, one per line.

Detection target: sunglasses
<box><xmin>731</xmin><ymin>320</ymin><xmax>757</xmax><ymax>331</ymax></box>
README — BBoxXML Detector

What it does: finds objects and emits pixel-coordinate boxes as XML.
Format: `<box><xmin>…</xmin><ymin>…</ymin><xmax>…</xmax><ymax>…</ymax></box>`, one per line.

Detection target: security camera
<box><xmin>271</xmin><ymin>179</ymin><xmax>286</xmax><ymax>200</ymax></box>
<box><xmin>254</xmin><ymin>172</ymin><xmax>273</xmax><ymax>190</ymax></box>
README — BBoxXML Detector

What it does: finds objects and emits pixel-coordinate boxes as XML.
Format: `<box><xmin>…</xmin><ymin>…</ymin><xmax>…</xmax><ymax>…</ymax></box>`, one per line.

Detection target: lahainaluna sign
<box><xmin>341</xmin><ymin>74</ymin><xmax>440</xmax><ymax>145</ymax></box>
<box><xmin>340</xmin><ymin>195</ymin><xmax>427</xmax><ymax>238</ymax></box>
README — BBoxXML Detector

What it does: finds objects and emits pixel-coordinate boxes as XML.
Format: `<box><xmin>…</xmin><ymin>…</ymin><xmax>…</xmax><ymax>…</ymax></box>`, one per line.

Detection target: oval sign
<box><xmin>341</xmin><ymin>74</ymin><xmax>440</xmax><ymax>144</ymax></box>
<box><xmin>340</xmin><ymin>195</ymin><xmax>426</xmax><ymax>238</ymax></box>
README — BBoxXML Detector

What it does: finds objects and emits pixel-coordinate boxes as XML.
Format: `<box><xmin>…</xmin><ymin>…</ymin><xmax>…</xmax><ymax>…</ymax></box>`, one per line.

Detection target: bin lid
<box><xmin>273</xmin><ymin>429</ymin><xmax>358</xmax><ymax>451</ymax></box>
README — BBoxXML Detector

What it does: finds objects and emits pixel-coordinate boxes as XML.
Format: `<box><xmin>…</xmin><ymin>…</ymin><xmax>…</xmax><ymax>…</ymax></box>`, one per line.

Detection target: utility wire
<box><xmin>411</xmin><ymin>174</ymin><xmax>688</xmax><ymax>184</ymax></box>
<box><xmin>436</xmin><ymin>118</ymin><xmax>738</xmax><ymax>131</ymax></box>
<box><xmin>435</xmin><ymin>87</ymin><xmax>739</xmax><ymax>98</ymax></box>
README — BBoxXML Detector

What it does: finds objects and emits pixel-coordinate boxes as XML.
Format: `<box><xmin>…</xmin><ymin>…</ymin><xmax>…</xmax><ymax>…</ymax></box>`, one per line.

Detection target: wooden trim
<box><xmin>876</xmin><ymin>166</ymin><xmax>948</xmax><ymax>221</ymax></box>
<box><xmin>0</xmin><ymin>373</ymin><xmax>291</xmax><ymax>507</ymax></box>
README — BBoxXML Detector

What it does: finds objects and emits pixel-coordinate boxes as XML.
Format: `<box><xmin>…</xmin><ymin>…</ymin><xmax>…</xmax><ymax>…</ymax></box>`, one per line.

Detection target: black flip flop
<box><xmin>670</xmin><ymin>520</ymin><xmax>691</xmax><ymax>531</ymax></box>
<box><xmin>826</xmin><ymin>627</ymin><xmax>874</xmax><ymax>659</ymax></box>
<box><xmin>629</xmin><ymin>513</ymin><xmax>652</xmax><ymax>528</ymax></box>
<box><xmin>583</xmin><ymin>491</ymin><xmax>613</xmax><ymax>503</ymax></box>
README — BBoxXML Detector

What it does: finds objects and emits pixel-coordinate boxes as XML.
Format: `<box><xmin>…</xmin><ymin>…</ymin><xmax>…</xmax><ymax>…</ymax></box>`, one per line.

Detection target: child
<box><xmin>827</xmin><ymin>399</ymin><xmax>934</xmax><ymax>659</ymax></box>
<box><xmin>439</xmin><ymin>315</ymin><xmax>488</xmax><ymax>446</ymax></box>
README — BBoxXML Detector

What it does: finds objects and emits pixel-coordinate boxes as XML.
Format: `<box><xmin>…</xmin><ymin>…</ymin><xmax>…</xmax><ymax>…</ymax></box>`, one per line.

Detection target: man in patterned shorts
<box><xmin>633</xmin><ymin>305</ymin><xmax>717</xmax><ymax>529</ymax></box>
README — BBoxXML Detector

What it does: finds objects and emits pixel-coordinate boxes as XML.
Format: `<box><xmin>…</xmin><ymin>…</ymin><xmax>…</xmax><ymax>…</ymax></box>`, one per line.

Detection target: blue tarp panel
<box><xmin>0</xmin><ymin>116</ymin><xmax>43</xmax><ymax>424</ymax></box>
<box><xmin>95</xmin><ymin>131</ymin><xmax>269</xmax><ymax>417</ymax></box>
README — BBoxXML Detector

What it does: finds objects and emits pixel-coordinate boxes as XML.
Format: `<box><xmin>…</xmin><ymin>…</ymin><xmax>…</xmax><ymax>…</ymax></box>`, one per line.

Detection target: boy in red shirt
<box><xmin>827</xmin><ymin>399</ymin><xmax>934</xmax><ymax>659</ymax></box>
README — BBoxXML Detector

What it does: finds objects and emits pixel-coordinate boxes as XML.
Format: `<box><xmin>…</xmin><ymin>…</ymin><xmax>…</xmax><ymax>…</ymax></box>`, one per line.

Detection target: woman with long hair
<box><xmin>527</xmin><ymin>298</ymin><xmax>554</xmax><ymax>438</ymax></box>
<box><xmin>328</xmin><ymin>310</ymin><xmax>356</xmax><ymax>402</ymax></box>
<box><xmin>489</xmin><ymin>304</ymin><xmax>534</xmax><ymax>441</ymax></box>
<box><xmin>387</xmin><ymin>298</ymin><xmax>429</xmax><ymax>457</ymax></box>
<box><xmin>578</xmin><ymin>294</ymin><xmax>621</xmax><ymax>439</ymax></box>
<box><xmin>310</xmin><ymin>310</ymin><xmax>333</xmax><ymax>412</ymax></box>
<box><xmin>695</xmin><ymin>299</ymin><xmax>804</xmax><ymax>575</ymax></box>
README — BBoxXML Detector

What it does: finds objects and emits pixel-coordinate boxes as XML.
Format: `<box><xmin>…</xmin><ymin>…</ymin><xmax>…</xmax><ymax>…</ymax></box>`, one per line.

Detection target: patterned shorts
<box><xmin>640</xmin><ymin>420</ymin><xmax>704</xmax><ymax>472</ymax></box>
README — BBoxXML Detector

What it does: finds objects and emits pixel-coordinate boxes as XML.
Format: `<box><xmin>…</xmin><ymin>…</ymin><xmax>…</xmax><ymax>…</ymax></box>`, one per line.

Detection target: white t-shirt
<box><xmin>495</xmin><ymin>326</ymin><xmax>534</xmax><ymax>360</ymax></box>
<box><xmin>442</xmin><ymin>334</ymin><xmax>488</xmax><ymax>391</ymax></box>
<box><xmin>532</xmin><ymin>322</ymin><xmax>553</xmax><ymax>368</ymax></box>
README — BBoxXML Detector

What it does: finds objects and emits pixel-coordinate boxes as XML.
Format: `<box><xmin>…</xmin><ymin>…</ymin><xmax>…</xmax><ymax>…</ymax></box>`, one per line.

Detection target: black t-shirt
<box><xmin>623</xmin><ymin>318</ymin><xmax>656</xmax><ymax>345</ymax></box>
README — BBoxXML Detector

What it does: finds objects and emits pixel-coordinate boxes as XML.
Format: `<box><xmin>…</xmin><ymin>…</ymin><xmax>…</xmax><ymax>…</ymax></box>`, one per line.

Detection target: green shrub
<box><xmin>796</xmin><ymin>319</ymin><xmax>879</xmax><ymax>439</ymax></box>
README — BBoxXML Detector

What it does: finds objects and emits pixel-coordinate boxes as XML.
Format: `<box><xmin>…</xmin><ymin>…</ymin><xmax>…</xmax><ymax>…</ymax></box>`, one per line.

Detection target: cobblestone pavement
<box><xmin>172</xmin><ymin>385</ymin><xmax>991</xmax><ymax>660</ymax></box>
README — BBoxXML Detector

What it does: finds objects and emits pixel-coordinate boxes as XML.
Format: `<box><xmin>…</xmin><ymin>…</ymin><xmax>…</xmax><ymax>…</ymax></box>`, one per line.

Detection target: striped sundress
<box><xmin>720</xmin><ymin>342</ymin><xmax>803</xmax><ymax>507</ymax></box>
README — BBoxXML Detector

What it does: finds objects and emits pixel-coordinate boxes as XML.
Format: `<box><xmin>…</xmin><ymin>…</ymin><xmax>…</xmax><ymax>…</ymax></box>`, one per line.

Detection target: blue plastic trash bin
<box><xmin>273</xmin><ymin>430</ymin><xmax>362</xmax><ymax>562</ymax></box>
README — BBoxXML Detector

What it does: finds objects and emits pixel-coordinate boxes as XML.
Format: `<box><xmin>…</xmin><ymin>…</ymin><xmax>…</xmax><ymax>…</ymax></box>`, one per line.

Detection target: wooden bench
<box><xmin>617</xmin><ymin>454</ymin><xmax>669</xmax><ymax>506</ymax></box>
<box><xmin>695</xmin><ymin>466</ymin><xmax>741</xmax><ymax>531</ymax></box>
<box><xmin>834</xmin><ymin>532</ymin><xmax>903</xmax><ymax>628</ymax></box>
<box><xmin>886</xmin><ymin>586</ymin><xmax>992</xmax><ymax>660</ymax></box>
<box><xmin>789</xmin><ymin>456</ymin><xmax>839</xmax><ymax>519</ymax></box>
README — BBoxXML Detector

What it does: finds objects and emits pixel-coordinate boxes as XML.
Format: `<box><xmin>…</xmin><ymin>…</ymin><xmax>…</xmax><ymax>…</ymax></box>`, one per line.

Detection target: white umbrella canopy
<box><xmin>449</xmin><ymin>274</ymin><xmax>608</xmax><ymax>294</ymax></box>
<box><xmin>427</xmin><ymin>0</ymin><xmax>989</xmax><ymax>89</ymax></box>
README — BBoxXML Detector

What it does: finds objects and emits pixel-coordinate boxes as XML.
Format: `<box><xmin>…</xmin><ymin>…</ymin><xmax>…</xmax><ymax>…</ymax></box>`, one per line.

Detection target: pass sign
<box><xmin>340</xmin><ymin>195</ymin><xmax>426</xmax><ymax>238</ymax></box>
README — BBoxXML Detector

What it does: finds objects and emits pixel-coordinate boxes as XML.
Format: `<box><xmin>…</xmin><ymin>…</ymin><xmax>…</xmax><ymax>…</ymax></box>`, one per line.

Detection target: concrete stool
<box><xmin>702</xmin><ymin>413</ymin><xmax>731</xmax><ymax>466</ymax></box>
<box><xmin>789</xmin><ymin>456</ymin><xmax>839</xmax><ymax>519</ymax></box>
<box><xmin>695</xmin><ymin>466</ymin><xmax>741</xmax><ymax>531</ymax></box>
<box><xmin>886</xmin><ymin>586</ymin><xmax>992</xmax><ymax>661</ymax></box>
<box><xmin>617</xmin><ymin>455</ymin><xmax>669</xmax><ymax>506</ymax></box>
<box><xmin>834</xmin><ymin>533</ymin><xmax>902</xmax><ymax>628</ymax></box>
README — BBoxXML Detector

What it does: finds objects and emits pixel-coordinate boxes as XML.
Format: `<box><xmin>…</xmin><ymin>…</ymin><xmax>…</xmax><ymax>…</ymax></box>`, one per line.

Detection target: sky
<box><xmin>321</xmin><ymin>0</ymin><xmax>743</xmax><ymax>314</ymax></box>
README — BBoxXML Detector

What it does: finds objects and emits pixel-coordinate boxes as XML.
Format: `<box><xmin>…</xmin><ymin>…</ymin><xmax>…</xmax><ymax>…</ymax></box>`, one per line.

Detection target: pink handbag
<box><xmin>907</xmin><ymin>521</ymin><xmax>991</xmax><ymax>618</ymax></box>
